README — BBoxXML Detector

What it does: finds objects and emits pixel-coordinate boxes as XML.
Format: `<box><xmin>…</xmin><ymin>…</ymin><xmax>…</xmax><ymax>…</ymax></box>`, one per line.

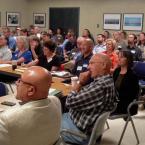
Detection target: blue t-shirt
<box><xmin>12</xmin><ymin>50</ymin><xmax>32</xmax><ymax>64</ymax></box>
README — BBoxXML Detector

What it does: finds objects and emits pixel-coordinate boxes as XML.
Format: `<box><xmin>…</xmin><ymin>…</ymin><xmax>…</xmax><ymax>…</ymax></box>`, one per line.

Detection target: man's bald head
<box><xmin>16</xmin><ymin>66</ymin><xmax>52</xmax><ymax>102</ymax></box>
<box><xmin>81</xmin><ymin>38</ymin><xmax>94</xmax><ymax>56</ymax></box>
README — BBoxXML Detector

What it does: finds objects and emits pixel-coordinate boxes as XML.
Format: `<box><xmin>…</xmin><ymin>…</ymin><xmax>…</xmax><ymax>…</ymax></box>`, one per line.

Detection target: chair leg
<box><xmin>106</xmin><ymin>121</ymin><xmax>110</xmax><ymax>130</ymax></box>
<box><xmin>130</xmin><ymin>117</ymin><xmax>140</xmax><ymax>144</ymax></box>
<box><xmin>9</xmin><ymin>84</ymin><xmax>14</xmax><ymax>94</ymax></box>
<box><xmin>118</xmin><ymin>117</ymin><xmax>130</xmax><ymax>145</ymax></box>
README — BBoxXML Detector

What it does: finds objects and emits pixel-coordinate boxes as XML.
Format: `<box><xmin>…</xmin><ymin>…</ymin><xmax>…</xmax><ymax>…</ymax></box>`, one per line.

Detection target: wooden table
<box><xmin>0</xmin><ymin>66</ymin><xmax>71</xmax><ymax>96</ymax></box>
<box><xmin>0</xmin><ymin>66</ymin><xmax>22</xmax><ymax>78</ymax></box>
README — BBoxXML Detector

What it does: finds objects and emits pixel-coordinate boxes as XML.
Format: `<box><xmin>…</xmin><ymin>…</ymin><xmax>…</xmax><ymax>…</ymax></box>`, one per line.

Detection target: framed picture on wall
<box><xmin>0</xmin><ymin>12</ymin><xmax>1</xmax><ymax>26</ymax></box>
<box><xmin>123</xmin><ymin>13</ymin><xmax>144</xmax><ymax>31</ymax></box>
<box><xmin>6</xmin><ymin>12</ymin><xmax>20</xmax><ymax>27</ymax></box>
<box><xmin>103</xmin><ymin>13</ymin><xmax>121</xmax><ymax>30</ymax></box>
<box><xmin>33</xmin><ymin>13</ymin><xmax>46</xmax><ymax>27</ymax></box>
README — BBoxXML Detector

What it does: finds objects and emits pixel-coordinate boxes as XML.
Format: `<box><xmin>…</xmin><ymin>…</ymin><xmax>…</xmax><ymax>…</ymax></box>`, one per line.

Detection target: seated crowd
<box><xmin>0</xmin><ymin>25</ymin><xmax>144</xmax><ymax>144</ymax></box>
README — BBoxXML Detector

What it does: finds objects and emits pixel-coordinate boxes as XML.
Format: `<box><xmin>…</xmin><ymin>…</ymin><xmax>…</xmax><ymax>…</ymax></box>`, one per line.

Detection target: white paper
<box><xmin>0</xmin><ymin>64</ymin><xmax>12</xmax><ymax>68</ymax></box>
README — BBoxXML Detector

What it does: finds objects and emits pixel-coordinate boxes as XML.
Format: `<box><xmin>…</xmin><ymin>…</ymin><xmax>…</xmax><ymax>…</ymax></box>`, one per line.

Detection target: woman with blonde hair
<box><xmin>103</xmin><ymin>38</ymin><xmax>119</xmax><ymax>73</ymax></box>
<box><xmin>7</xmin><ymin>36</ymin><xmax>32</xmax><ymax>65</ymax></box>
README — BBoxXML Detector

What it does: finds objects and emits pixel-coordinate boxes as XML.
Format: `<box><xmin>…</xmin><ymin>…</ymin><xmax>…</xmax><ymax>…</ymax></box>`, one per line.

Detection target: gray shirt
<box><xmin>0</xmin><ymin>46</ymin><xmax>12</xmax><ymax>61</ymax></box>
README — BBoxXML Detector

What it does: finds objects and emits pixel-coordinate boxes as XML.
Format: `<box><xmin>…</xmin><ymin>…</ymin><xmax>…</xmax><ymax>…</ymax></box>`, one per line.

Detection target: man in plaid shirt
<box><xmin>61</xmin><ymin>53</ymin><xmax>117</xmax><ymax>144</ymax></box>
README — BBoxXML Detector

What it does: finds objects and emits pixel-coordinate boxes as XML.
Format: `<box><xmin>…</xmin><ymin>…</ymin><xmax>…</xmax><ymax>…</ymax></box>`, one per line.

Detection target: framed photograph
<box><xmin>123</xmin><ymin>13</ymin><xmax>144</xmax><ymax>31</ymax></box>
<box><xmin>33</xmin><ymin>13</ymin><xmax>46</xmax><ymax>27</ymax></box>
<box><xmin>103</xmin><ymin>13</ymin><xmax>121</xmax><ymax>30</ymax></box>
<box><xmin>6</xmin><ymin>12</ymin><xmax>20</xmax><ymax>27</ymax></box>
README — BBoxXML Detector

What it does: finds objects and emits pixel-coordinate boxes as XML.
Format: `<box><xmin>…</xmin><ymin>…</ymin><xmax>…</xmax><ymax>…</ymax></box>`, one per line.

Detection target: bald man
<box><xmin>72</xmin><ymin>38</ymin><xmax>94</xmax><ymax>77</ymax></box>
<box><xmin>0</xmin><ymin>66</ymin><xmax>61</xmax><ymax>145</ymax></box>
<box><xmin>61</xmin><ymin>54</ymin><xmax>117</xmax><ymax>144</ymax></box>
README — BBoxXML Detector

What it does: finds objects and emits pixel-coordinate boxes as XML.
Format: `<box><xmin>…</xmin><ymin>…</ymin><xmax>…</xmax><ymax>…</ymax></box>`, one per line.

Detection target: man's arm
<box><xmin>66</xmin><ymin>81</ymin><xmax>104</xmax><ymax>111</ymax></box>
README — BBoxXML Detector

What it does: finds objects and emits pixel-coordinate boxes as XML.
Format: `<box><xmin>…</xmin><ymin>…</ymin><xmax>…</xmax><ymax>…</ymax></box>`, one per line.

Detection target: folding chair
<box><xmin>108</xmin><ymin>100</ymin><xmax>145</xmax><ymax>145</ymax></box>
<box><xmin>60</xmin><ymin>112</ymin><xmax>110</xmax><ymax>145</ymax></box>
<box><xmin>0</xmin><ymin>82</ymin><xmax>8</xmax><ymax>96</ymax></box>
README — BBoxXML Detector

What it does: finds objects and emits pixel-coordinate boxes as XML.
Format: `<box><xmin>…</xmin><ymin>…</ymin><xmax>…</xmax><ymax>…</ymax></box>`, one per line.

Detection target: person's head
<box><xmin>29</xmin><ymin>35</ymin><xmax>40</xmax><ymax>48</ymax></box>
<box><xmin>34</xmin><ymin>26</ymin><xmax>40</xmax><ymax>34</ymax></box>
<box><xmin>48</xmin><ymin>29</ymin><xmax>54</xmax><ymax>36</ymax></box>
<box><xmin>113</xmin><ymin>31</ymin><xmax>121</xmax><ymax>41</ymax></box>
<box><xmin>20</xmin><ymin>28</ymin><xmax>28</xmax><ymax>36</ymax></box>
<box><xmin>0</xmin><ymin>35</ymin><xmax>7</xmax><ymax>47</ymax></box>
<box><xmin>82</xmin><ymin>29</ymin><xmax>92</xmax><ymax>39</ymax></box>
<box><xmin>43</xmin><ymin>40</ymin><xmax>56</xmax><ymax>56</ymax></box>
<box><xmin>56</xmin><ymin>28</ymin><xmax>62</xmax><ymax>35</ymax></box>
<box><xmin>2</xmin><ymin>27</ymin><xmax>11</xmax><ymax>37</ymax></box>
<box><xmin>88</xmin><ymin>54</ymin><xmax>111</xmax><ymax>78</ymax></box>
<box><xmin>128</xmin><ymin>34</ymin><xmax>137</xmax><ymax>45</ymax></box>
<box><xmin>118</xmin><ymin>50</ymin><xmax>133</xmax><ymax>69</ymax></box>
<box><xmin>81</xmin><ymin>38</ymin><xmax>94</xmax><ymax>55</ymax></box>
<box><xmin>106</xmin><ymin>39</ymin><xmax>116</xmax><ymax>52</ymax></box>
<box><xmin>76</xmin><ymin>36</ymin><xmax>85</xmax><ymax>50</ymax></box>
<box><xmin>103</xmin><ymin>31</ymin><xmax>110</xmax><ymax>40</ymax></box>
<box><xmin>42</xmin><ymin>31</ymin><xmax>51</xmax><ymax>42</ymax></box>
<box><xmin>16</xmin><ymin>36</ymin><xmax>28</xmax><ymax>50</ymax></box>
<box><xmin>96</xmin><ymin>34</ymin><xmax>105</xmax><ymax>44</ymax></box>
<box><xmin>120</xmin><ymin>31</ymin><xmax>127</xmax><ymax>40</ymax></box>
<box><xmin>139</xmin><ymin>32</ymin><xmax>145</xmax><ymax>42</ymax></box>
<box><xmin>16</xmin><ymin>66</ymin><xmax>51</xmax><ymax>102</ymax></box>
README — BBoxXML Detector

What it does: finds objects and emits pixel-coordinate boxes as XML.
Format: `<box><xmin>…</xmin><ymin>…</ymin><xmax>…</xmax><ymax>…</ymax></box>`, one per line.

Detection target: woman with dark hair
<box><xmin>103</xmin><ymin>30</ymin><xmax>111</xmax><ymax>40</ymax></box>
<box><xmin>82</xmin><ymin>29</ymin><xmax>95</xmax><ymax>44</ymax></box>
<box><xmin>137</xmin><ymin>32</ymin><xmax>145</xmax><ymax>60</ymax></box>
<box><xmin>112</xmin><ymin>50</ymin><xmax>139</xmax><ymax>115</ymax></box>
<box><xmin>29</xmin><ymin>36</ymin><xmax>43</xmax><ymax>60</ymax></box>
<box><xmin>27</xmin><ymin>40</ymin><xmax>61</xmax><ymax>71</ymax></box>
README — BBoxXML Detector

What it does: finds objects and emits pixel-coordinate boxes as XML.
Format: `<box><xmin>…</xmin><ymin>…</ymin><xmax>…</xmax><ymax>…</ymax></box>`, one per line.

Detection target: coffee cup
<box><xmin>71</xmin><ymin>76</ymin><xmax>79</xmax><ymax>87</ymax></box>
<box><xmin>12</xmin><ymin>60</ymin><xmax>17</xmax><ymax>70</ymax></box>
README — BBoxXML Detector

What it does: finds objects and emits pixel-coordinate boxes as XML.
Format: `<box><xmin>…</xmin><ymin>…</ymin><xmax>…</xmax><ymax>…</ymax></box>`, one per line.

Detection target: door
<box><xmin>49</xmin><ymin>7</ymin><xmax>80</xmax><ymax>37</ymax></box>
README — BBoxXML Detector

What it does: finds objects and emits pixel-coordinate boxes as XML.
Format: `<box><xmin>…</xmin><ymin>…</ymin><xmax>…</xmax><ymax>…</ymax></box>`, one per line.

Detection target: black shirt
<box><xmin>72</xmin><ymin>53</ymin><xmax>93</xmax><ymax>76</ymax></box>
<box><xmin>38</xmin><ymin>54</ymin><xmax>61</xmax><ymax>71</ymax></box>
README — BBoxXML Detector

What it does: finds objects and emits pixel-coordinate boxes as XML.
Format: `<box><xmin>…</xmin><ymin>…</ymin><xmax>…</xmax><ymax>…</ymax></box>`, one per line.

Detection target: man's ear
<box><xmin>27</xmin><ymin>86</ymin><xmax>35</xmax><ymax>96</ymax></box>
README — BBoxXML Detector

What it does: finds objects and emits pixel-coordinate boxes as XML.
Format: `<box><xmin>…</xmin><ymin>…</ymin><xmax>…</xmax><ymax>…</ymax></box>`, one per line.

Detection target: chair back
<box><xmin>133</xmin><ymin>61</ymin><xmax>145</xmax><ymax>79</ymax></box>
<box><xmin>54</xmin><ymin>136</ymin><xmax>66</xmax><ymax>145</ymax></box>
<box><xmin>0</xmin><ymin>82</ymin><xmax>8</xmax><ymax>97</ymax></box>
<box><xmin>88</xmin><ymin>112</ymin><xmax>110</xmax><ymax>145</ymax></box>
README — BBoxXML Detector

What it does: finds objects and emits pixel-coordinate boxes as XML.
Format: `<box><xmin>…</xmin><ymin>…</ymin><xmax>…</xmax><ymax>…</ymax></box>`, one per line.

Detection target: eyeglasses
<box><xmin>89</xmin><ymin>61</ymin><xmax>103</xmax><ymax>65</ymax></box>
<box><xmin>16</xmin><ymin>78</ymin><xmax>35</xmax><ymax>86</ymax></box>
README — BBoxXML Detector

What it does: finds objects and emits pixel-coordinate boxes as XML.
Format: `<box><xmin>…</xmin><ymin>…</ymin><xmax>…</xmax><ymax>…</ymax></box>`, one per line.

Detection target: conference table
<box><xmin>0</xmin><ymin>65</ymin><xmax>72</xmax><ymax>96</ymax></box>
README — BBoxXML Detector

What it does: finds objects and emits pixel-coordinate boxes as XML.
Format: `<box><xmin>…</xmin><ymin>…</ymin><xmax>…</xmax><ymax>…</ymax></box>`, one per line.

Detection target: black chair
<box><xmin>0</xmin><ymin>82</ymin><xmax>8</xmax><ymax>96</ymax></box>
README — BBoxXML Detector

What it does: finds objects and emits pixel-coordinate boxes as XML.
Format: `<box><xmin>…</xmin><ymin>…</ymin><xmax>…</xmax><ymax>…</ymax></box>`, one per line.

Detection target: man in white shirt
<box><xmin>93</xmin><ymin>34</ymin><xmax>106</xmax><ymax>54</ymax></box>
<box><xmin>0</xmin><ymin>66</ymin><xmax>62</xmax><ymax>145</ymax></box>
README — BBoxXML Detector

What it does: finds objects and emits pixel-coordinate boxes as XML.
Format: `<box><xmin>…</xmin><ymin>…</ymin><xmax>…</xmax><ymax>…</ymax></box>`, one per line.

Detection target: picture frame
<box><xmin>33</xmin><ymin>13</ymin><xmax>46</xmax><ymax>27</ymax></box>
<box><xmin>123</xmin><ymin>13</ymin><xmax>144</xmax><ymax>31</ymax></box>
<box><xmin>103</xmin><ymin>13</ymin><xmax>121</xmax><ymax>30</ymax></box>
<box><xmin>6</xmin><ymin>12</ymin><xmax>20</xmax><ymax>27</ymax></box>
<box><xmin>0</xmin><ymin>12</ymin><xmax>1</xmax><ymax>27</ymax></box>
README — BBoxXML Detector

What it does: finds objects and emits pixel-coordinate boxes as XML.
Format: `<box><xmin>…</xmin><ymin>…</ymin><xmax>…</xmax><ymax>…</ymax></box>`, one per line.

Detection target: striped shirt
<box><xmin>66</xmin><ymin>74</ymin><xmax>117</xmax><ymax>134</ymax></box>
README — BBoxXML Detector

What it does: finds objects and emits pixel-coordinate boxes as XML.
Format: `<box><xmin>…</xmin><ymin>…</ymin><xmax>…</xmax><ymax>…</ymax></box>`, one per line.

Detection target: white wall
<box><xmin>0</xmin><ymin>0</ymin><xmax>28</xmax><ymax>29</ymax></box>
<box><xmin>27</xmin><ymin>0</ymin><xmax>145</xmax><ymax>37</ymax></box>
<box><xmin>1</xmin><ymin>0</ymin><xmax>145</xmax><ymax>37</ymax></box>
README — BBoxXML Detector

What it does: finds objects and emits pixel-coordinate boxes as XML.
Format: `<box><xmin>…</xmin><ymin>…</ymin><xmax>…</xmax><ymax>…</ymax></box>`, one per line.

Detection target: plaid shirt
<box><xmin>66</xmin><ymin>74</ymin><xmax>117</xmax><ymax>134</ymax></box>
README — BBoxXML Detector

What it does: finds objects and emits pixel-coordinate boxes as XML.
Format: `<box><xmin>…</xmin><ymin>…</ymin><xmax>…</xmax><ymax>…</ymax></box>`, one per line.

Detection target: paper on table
<box><xmin>15</xmin><ymin>69</ymin><xmax>25</xmax><ymax>73</ymax></box>
<box><xmin>49</xmin><ymin>88</ymin><xmax>61</xmax><ymax>96</ymax></box>
<box><xmin>0</xmin><ymin>64</ymin><xmax>12</xmax><ymax>68</ymax></box>
<box><xmin>51</xmin><ymin>71</ymin><xmax>70</xmax><ymax>77</ymax></box>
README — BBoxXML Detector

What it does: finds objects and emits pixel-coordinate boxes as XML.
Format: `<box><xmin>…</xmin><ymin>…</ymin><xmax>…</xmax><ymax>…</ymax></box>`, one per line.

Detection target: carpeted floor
<box><xmin>101</xmin><ymin>110</ymin><xmax>145</xmax><ymax>145</ymax></box>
